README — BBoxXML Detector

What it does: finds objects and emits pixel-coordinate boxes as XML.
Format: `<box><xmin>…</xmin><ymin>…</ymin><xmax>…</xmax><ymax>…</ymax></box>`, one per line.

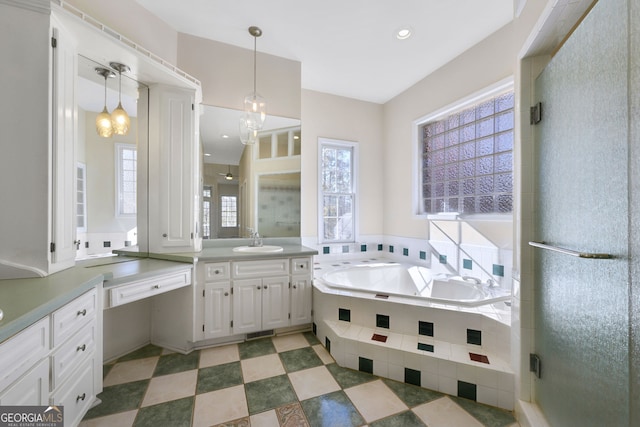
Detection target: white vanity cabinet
<box><xmin>198</xmin><ymin>256</ymin><xmax>313</xmax><ymax>341</ymax></box>
<box><xmin>202</xmin><ymin>262</ymin><xmax>232</xmax><ymax>340</ymax></box>
<box><xmin>148</xmin><ymin>85</ymin><xmax>202</xmax><ymax>254</ymax></box>
<box><xmin>0</xmin><ymin>4</ymin><xmax>78</xmax><ymax>279</ymax></box>
<box><xmin>0</xmin><ymin>286</ymin><xmax>103</xmax><ymax>426</ymax></box>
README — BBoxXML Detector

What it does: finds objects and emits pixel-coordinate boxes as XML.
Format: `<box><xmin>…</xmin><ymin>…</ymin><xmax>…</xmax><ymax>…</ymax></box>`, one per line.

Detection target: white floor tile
<box><xmin>288</xmin><ymin>366</ymin><xmax>341</xmax><ymax>401</ymax></box>
<box><xmin>103</xmin><ymin>357</ymin><xmax>158</xmax><ymax>386</ymax></box>
<box><xmin>193</xmin><ymin>384</ymin><xmax>248</xmax><ymax>427</ymax></box>
<box><xmin>312</xmin><ymin>344</ymin><xmax>335</xmax><ymax>364</ymax></box>
<box><xmin>199</xmin><ymin>344</ymin><xmax>239</xmax><ymax>368</ymax></box>
<box><xmin>272</xmin><ymin>334</ymin><xmax>309</xmax><ymax>352</ymax></box>
<box><xmin>141</xmin><ymin>370</ymin><xmax>197</xmax><ymax>407</ymax></box>
<box><xmin>241</xmin><ymin>353</ymin><xmax>285</xmax><ymax>383</ymax></box>
<box><xmin>79</xmin><ymin>410</ymin><xmax>137</xmax><ymax>427</ymax></box>
<box><xmin>250</xmin><ymin>409</ymin><xmax>280</xmax><ymax>427</ymax></box>
<box><xmin>344</xmin><ymin>379</ymin><xmax>407</xmax><ymax>423</ymax></box>
<box><xmin>413</xmin><ymin>396</ymin><xmax>484</xmax><ymax>427</ymax></box>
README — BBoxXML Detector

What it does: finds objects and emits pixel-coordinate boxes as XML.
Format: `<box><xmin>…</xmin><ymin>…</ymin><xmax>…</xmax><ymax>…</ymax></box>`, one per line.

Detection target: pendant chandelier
<box><xmin>239</xmin><ymin>26</ymin><xmax>266</xmax><ymax>145</ymax></box>
<box><xmin>95</xmin><ymin>67</ymin><xmax>115</xmax><ymax>138</ymax></box>
<box><xmin>109</xmin><ymin>62</ymin><xmax>131</xmax><ymax>136</ymax></box>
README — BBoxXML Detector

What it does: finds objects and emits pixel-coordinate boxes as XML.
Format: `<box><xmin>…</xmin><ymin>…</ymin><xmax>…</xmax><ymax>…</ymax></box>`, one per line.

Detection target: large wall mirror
<box><xmin>200</xmin><ymin>105</ymin><xmax>301</xmax><ymax>239</ymax></box>
<box><xmin>75</xmin><ymin>55</ymin><xmax>148</xmax><ymax>259</ymax></box>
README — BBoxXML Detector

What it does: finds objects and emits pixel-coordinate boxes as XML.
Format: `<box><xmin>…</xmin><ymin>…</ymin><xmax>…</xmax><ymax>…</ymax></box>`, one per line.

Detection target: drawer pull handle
<box><xmin>153</xmin><ymin>285</ymin><xmax>160</xmax><ymax>289</ymax></box>
<box><xmin>77</xmin><ymin>344</ymin><xmax>86</xmax><ymax>352</ymax></box>
<box><xmin>77</xmin><ymin>309</ymin><xmax>87</xmax><ymax>316</ymax></box>
<box><xmin>76</xmin><ymin>393</ymin><xmax>86</xmax><ymax>402</ymax></box>
<box><xmin>224</xmin><ymin>292</ymin><xmax>229</xmax><ymax>296</ymax></box>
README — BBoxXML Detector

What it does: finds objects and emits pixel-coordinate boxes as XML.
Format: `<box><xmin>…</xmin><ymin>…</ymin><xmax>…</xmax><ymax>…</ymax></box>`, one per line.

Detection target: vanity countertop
<box><xmin>0</xmin><ymin>257</ymin><xmax>193</xmax><ymax>344</ymax></box>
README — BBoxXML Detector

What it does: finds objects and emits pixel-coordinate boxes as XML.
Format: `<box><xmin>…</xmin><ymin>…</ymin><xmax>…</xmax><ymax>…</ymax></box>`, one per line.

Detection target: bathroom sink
<box><xmin>232</xmin><ymin>245</ymin><xmax>284</xmax><ymax>253</ymax></box>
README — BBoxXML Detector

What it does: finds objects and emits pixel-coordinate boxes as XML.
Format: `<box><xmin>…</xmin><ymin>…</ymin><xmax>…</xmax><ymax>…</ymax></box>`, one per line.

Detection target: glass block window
<box><xmin>420</xmin><ymin>90</ymin><xmax>514</xmax><ymax>214</ymax></box>
<box><xmin>115</xmin><ymin>143</ymin><xmax>136</xmax><ymax>216</ymax></box>
<box><xmin>76</xmin><ymin>162</ymin><xmax>87</xmax><ymax>232</ymax></box>
<box><xmin>319</xmin><ymin>138</ymin><xmax>357</xmax><ymax>242</ymax></box>
<box><xmin>220</xmin><ymin>195</ymin><xmax>237</xmax><ymax>227</ymax></box>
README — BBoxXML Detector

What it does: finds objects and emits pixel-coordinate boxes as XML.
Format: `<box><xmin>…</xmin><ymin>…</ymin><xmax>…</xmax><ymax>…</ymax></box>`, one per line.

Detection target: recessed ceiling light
<box><xmin>204</xmin><ymin>153</ymin><xmax>211</xmax><ymax>157</ymax></box>
<box><xmin>396</xmin><ymin>27</ymin><xmax>412</xmax><ymax>40</ymax></box>
<box><xmin>294</xmin><ymin>135</ymin><xmax>300</xmax><ymax>140</ymax></box>
<box><xmin>221</xmin><ymin>134</ymin><xmax>229</xmax><ymax>139</ymax></box>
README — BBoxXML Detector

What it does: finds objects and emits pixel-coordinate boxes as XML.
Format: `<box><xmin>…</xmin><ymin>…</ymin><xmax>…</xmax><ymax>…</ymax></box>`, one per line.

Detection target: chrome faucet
<box><xmin>249</xmin><ymin>231</ymin><xmax>263</xmax><ymax>247</ymax></box>
<box><xmin>486</xmin><ymin>278</ymin><xmax>498</xmax><ymax>288</ymax></box>
<box><xmin>461</xmin><ymin>276</ymin><xmax>481</xmax><ymax>284</ymax></box>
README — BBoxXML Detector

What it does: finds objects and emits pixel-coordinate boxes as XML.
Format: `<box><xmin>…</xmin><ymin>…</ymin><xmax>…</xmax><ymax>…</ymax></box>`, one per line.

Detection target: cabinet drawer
<box><xmin>232</xmin><ymin>259</ymin><xmax>289</xmax><ymax>279</ymax></box>
<box><xmin>51</xmin><ymin>289</ymin><xmax>97</xmax><ymax>347</ymax></box>
<box><xmin>51</xmin><ymin>320</ymin><xmax>96</xmax><ymax>391</ymax></box>
<box><xmin>205</xmin><ymin>262</ymin><xmax>230</xmax><ymax>281</ymax></box>
<box><xmin>291</xmin><ymin>257</ymin><xmax>312</xmax><ymax>275</ymax></box>
<box><xmin>0</xmin><ymin>358</ymin><xmax>49</xmax><ymax>406</ymax></box>
<box><xmin>0</xmin><ymin>317</ymin><xmax>49</xmax><ymax>392</ymax></box>
<box><xmin>110</xmin><ymin>269</ymin><xmax>192</xmax><ymax>307</ymax></box>
<box><xmin>51</xmin><ymin>356</ymin><xmax>95</xmax><ymax>427</ymax></box>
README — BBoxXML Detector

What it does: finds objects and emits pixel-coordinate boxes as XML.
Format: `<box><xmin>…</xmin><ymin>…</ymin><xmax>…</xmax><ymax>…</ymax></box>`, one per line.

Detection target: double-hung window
<box><xmin>221</xmin><ymin>195</ymin><xmax>237</xmax><ymax>228</ymax></box>
<box><xmin>418</xmin><ymin>81</ymin><xmax>514</xmax><ymax>215</ymax></box>
<box><xmin>318</xmin><ymin>138</ymin><xmax>357</xmax><ymax>242</ymax></box>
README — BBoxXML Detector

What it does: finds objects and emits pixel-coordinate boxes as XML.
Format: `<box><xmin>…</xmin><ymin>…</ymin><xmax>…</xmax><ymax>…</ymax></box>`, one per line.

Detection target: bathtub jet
<box><xmin>319</xmin><ymin>262</ymin><xmax>510</xmax><ymax>307</ymax></box>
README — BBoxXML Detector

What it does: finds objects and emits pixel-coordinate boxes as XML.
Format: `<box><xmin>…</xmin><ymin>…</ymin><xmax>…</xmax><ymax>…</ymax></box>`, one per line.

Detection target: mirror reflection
<box><xmin>75</xmin><ymin>55</ymin><xmax>147</xmax><ymax>259</ymax></box>
<box><xmin>200</xmin><ymin>105</ymin><xmax>301</xmax><ymax>239</ymax></box>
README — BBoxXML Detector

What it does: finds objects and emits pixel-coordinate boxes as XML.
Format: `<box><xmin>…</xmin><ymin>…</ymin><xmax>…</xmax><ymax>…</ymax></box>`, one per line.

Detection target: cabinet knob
<box><xmin>263</xmin><ymin>285</ymin><xmax>268</xmax><ymax>290</ymax></box>
<box><xmin>293</xmin><ymin>285</ymin><xmax>297</xmax><ymax>289</ymax></box>
<box><xmin>162</xmin><ymin>233</ymin><xmax>168</xmax><ymax>238</ymax></box>
<box><xmin>153</xmin><ymin>284</ymin><xmax>160</xmax><ymax>289</ymax></box>
<box><xmin>224</xmin><ymin>292</ymin><xmax>229</xmax><ymax>296</ymax></box>
<box><xmin>76</xmin><ymin>393</ymin><xmax>86</xmax><ymax>402</ymax></box>
<box><xmin>299</xmin><ymin>264</ymin><xmax>305</xmax><ymax>269</ymax></box>
<box><xmin>257</xmin><ymin>286</ymin><xmax>261</xmax><ymax>290</ymax></box>
<box><xmin>77</xmin><ymin>344</ymin><xmax>86</xmax><ymax>352</ymax></box>
<box><xmin>77</xmin><ymin>309</ymin><xmax>87</xmax><ymax>316</ymax></box>
<box><xmin>215</xmin><ymin>270</ymin><xmax>220</xmax><ymax>274</ymax></box>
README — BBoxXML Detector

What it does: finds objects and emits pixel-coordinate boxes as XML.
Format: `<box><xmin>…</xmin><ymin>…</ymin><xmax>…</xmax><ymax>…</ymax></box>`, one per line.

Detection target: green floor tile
<box><xmin>279</xmin><ymin>347</ymin><xmax>323</xmax><ymax>372</ymax></box>
<box><xmin>381</xmin><ymin>378</ymin><xmax>443</xmax><ymax>407</ymax></box>
<box><xmin>244</xmin><ymin>375</ymin><xmax>297</xmax><ymax>414</ymax></box>
<box><xmin>238</xmin><ymin>338</ymin><xmax>276</xmax><ymax>360</ymax></box>
<box><xmin>153</xmin><ymin>351</ymin><xmax>199</xmax><ymax>376</ymax></box>
<box><xmin>83</xmin><ymin>380</ymin><xmax>149</xmax><ymax>419</ymax></box>
<box><xmin>197</xmin><ymin>361</ymin><xmax>243</xmax><ymax>394</ymax></box>
<box><xmin>326</xmin><ymin>363</ymin><xmax>376</xmax><ymax>389</ymax></box>
<box><xmin>117</xmin><ymin>344</ymin><xmax>163</xmax><ymax>362</ymax></box>
<box><xmin>133</xmin><ymin>396</ymin><xmax>194</xmax><ymax>427</ymax></box>
<box><xmin>369</xmin><ymin>410</ymin><xmax>426</xmax><ymax>427</ymax></box>
<box><xmin>451</xmin><ymin>396</ymin><xmax>517</xmax><ymax>427</ymax></box>
<box><xmin>303</xmin><ymin>331</ymin><xmax>321</xmax><ymax>345</ymax></box>
<box><xmin>301</xmin><ymin>390</ymin><xmax>365</xmax><ymax>427</ymax></box>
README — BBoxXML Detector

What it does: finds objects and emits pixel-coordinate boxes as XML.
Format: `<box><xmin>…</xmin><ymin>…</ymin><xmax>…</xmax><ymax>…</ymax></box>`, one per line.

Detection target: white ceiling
<box><xmin>134</xmin><ymin>0</ymin><xmax>514</xmax><ymax>104</ymax></box>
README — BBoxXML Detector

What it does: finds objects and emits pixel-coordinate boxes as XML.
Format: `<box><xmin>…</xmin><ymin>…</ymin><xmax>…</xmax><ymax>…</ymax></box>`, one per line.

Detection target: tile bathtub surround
<box><xmin>82</xmin><ymin>332</ymin><xmax>519</xmax><ymax>427</ymax></box>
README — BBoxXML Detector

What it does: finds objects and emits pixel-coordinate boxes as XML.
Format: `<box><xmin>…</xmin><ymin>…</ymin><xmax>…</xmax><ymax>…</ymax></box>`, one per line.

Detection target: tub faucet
<box><xmin>486</xmin><ymin>278</ymin><xmax>498</xmax><ymax>288</ymax></box>
<box><xmin>461</xmin><ymin>276</ymin><xmax>481</xmax><ymax>284</ymax></box>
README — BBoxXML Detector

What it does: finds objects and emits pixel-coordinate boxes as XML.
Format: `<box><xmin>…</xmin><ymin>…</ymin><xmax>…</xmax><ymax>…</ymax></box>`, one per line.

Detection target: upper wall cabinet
<box><xmin>148</xmin><ymin>85</ymin><xmax>202</xmax><ymax>253</ymax></box>
<box><xmin>0</xmin><ymin>3</ymin><xmax>78</xmax><ymax>279</ymax></box>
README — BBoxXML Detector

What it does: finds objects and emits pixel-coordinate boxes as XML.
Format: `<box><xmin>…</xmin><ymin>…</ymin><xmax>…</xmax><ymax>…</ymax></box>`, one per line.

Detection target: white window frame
<box><xmin>412</xmin><ymin>77</ymin><xmax>514</xmax><ymax>218</ymax></box>
<box><xmin>115</xmin><ymin>143</ymin><xmax>137</xmax><ymax>217</ymax></box>
<box><xmin>317</xmin><ymin>138</ymin><xmax>359</xmax><ymax>243</ymax></box>
<box><xmin>220</xmin><ymin>195</ymin><xmax>238</xmax><ymax>228</ymax></box>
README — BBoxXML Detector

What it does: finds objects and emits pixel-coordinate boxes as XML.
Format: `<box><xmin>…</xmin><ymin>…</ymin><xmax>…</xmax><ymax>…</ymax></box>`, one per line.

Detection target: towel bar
<box><xmin>528</xmin><ymin>241</ymin><xmax>612</xmax><ymax>259</ymax></box>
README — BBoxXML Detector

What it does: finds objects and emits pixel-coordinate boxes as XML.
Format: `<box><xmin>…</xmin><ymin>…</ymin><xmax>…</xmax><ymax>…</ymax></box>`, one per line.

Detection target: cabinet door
<box><xmin>203</xmin><ymin>281</ymin><xmax>231</xmax><ymax>339</ymax></box>
<box><xmin>0</xmin><ymin>358</ymin><xmax>49</xmax><ymax>406</ymax></box>
<box><xmin>262</xmin><ymin>276</ymin><xmax>290</xmax><ymax>330</ymax></box>
<box><xmin>232</xmin><ymin>279</ymin><xmax>262</xmax><ymax>334</ymax></box>
<box><xmin>291</xmin><ymin>276</ymin><xmax>313</xmax><ymax>326</ymax></box>
<box><xmin>149</xmin><ymin>85</ymin><xmax>197</xmax><ymax>252</ymax></box>
<box><xmin>50</xmin><ymin>19</ymin><xmax>77</xmax><ymax>270</ymax></box>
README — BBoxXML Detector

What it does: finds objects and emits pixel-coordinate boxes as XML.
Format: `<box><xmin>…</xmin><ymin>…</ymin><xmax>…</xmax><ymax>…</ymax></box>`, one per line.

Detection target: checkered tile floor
<box><xmin>80</xmin><ymin>332</ymin><xmax>519</xmax><ymax>427</ymax></box>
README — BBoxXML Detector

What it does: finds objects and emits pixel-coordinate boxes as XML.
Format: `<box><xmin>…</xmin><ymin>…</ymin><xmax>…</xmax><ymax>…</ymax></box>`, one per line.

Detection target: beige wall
<box><xmin>177</xmin><ymin>33</ymin><xmax>301</xmax><ymax>119</ymax></box>
<box><xmin>381</xmin><ymin>0</ymin><xmax>547</xmax><ymax>240</ymax></box>
<box><xmin>300</xmin><ymin>90</ymin><xmax>384</xmax><ymax>241</ymax></box>
<box><xmin>65</xmin><ymin>0</ymin><xmax>178</xmax><ymax>64</ymax></box>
